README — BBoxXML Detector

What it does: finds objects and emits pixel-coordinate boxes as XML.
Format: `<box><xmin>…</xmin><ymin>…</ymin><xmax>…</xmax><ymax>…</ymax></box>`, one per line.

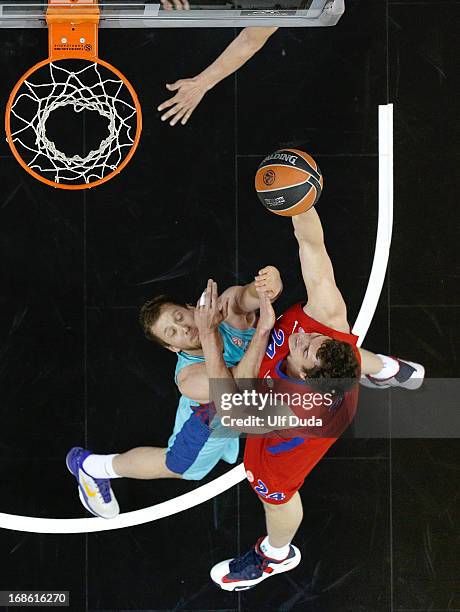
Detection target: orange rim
<box><xmin>5</xmin><ymin>57</ymin><xmax>142</xmax><ymax>190</ymax></box>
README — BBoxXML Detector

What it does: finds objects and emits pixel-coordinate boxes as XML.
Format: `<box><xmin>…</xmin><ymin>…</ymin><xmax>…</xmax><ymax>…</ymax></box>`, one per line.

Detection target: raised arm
<box><xmin>177</xmin><ymin>279</ymin><xmax>274</xmax><ymax>403</ymax></box>
<box><xmin>195</xmin><ymin>281</ymin><xmax>297</xmax><ymax>434</ymax></box>
<box><xmin>158</xmin><ymin>27</ymin><xmax>278</xmax><ymax>126</ymax></box>
<box><xmin>292</xmin><ymin>208</ymin><xmax>348</xmax><ymax>331</ymax></box>
<box><xmin>197</xmin><ymin>280</ymin><xmax>273</xmax><ymax>379</ymax></box>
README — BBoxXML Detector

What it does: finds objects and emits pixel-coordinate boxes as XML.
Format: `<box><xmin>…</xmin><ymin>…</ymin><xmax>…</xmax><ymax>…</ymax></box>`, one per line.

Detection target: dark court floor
<box><xmin>0</xmin><ymin>1</ymin><xmax>459</xmax><ymax>610</ymax></box>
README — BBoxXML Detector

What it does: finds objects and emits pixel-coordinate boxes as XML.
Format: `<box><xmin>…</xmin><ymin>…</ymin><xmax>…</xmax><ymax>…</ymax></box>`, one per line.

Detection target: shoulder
<box><xmin>177</xmin><ymin>362</ymin><xmax>206</xmax><ymax>388</ymax></box>
<box><xmin>177</xmin><ymin>362</ymin><xmax>209</xmax><ymax>403</ymax></box>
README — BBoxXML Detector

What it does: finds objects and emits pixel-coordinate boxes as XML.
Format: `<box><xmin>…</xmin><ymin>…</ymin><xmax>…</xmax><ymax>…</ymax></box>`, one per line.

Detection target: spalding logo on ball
<box><xmin>255</xmin><ymin>148</ymin><xmax>323</xmax><ymax>216</ymax></box>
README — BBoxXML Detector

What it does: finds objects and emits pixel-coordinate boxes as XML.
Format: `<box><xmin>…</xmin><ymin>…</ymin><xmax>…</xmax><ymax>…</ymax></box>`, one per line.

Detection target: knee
<box><xmin>262</xmin><ymin>499</ymin><xmax>286</xmax><ymax>515</ymax></box>
<box><xmin>262</xmin><ymin>492</ymin><xmax>303</xmax><ymax>517</ymax></box>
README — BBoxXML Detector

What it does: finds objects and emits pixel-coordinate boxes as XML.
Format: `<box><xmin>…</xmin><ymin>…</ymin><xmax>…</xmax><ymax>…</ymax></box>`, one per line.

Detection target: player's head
<box><xmin>139</xmin><ymin>295</ymin><xmax>201</xmax><ymax>353</ymax></box>
<box><xmin>286</xmin><ymin>332</ymin><xmax>360</xmax><ymax>389</ymax></box>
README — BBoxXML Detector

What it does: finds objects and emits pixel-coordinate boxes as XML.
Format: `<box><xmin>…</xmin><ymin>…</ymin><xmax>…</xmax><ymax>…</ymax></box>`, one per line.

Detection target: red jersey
<box><xmin>259</xmin><ymin>302</ymin><xmax>360</xmax><ymax>379</ymax></box>
<box><xmin>244</xmin><ymin>303</ymin><xmax>361</xmax><ymax>505</ymax></box>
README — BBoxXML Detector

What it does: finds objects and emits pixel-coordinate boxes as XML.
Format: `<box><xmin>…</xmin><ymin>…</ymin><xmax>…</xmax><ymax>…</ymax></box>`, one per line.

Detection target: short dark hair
<box><xmin>139</xmin><ymin>295</ymin><xmax>188</xmax><ymax>347</ymax></box>
<box><xmin>302</xmin><ymin>339</ymin><xmax>361</xmax><ymax>393</ymax></box>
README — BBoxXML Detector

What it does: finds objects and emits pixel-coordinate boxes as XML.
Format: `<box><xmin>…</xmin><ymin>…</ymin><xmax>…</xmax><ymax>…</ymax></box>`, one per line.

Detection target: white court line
<box><xmin>353</xmin><ymin>104</ymin><xmax>393</xmax><ymax>345</ymax></box>
<box><xmin>0</xmin><ymin>105</ymin><xmax>393</xmax><ymax>534</ymax></box>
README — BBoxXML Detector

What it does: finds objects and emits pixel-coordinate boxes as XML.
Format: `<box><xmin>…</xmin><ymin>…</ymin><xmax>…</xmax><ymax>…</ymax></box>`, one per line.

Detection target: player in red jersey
<box><xmin>195</xmin><ymin>206</ymin><xmax>424</xmax><ymax>591</ymax></box>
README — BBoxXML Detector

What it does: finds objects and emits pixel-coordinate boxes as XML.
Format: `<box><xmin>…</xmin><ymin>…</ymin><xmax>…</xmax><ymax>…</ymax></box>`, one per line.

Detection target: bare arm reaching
<box><xmin>292</xmin><ymin>208</ymin><xmax>348</xmax><ymax>331</ymax></box>
<box><xmin>157</xmin><ymin>27</ymin><xmax>278</xmax><ymax>126</ymax></box>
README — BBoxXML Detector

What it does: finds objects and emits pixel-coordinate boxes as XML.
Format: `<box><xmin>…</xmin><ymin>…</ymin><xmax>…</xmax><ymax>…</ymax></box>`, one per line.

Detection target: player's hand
<box><xmin>160</xmin><ymin>0</ymin><xmax>190</xmax><ymax>10</ymax></box>
<box><xmin>254</xmin><ymin>265</ymin><xmax>283</xmax><ymax>301</ymax></box>
<box><xmin>256</xmin><ymin>289</ymin><xmax>276</xmax><ymax>334</ymax></box>
<box><xmin>216</xmin><ymin>286</ymin><xmax>239</xmax><ymax>321</ymax></box>
<box><xmin>157</xmin><ymin>77</ymin><xmax>208</xmax><ymax>126</ymax></box>
<box><xmin>195</xmin><ymin>279</ymin><xmax>225</xmax><ymax>337</ymax></box>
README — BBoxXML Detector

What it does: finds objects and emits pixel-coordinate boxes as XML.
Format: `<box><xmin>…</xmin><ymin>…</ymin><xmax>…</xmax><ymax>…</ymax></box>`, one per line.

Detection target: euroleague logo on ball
<box><xmin>263</xmin><ymin>169</ymin><xmax>276</xmax><ymax>186</ymax></box>
<box><xmin>255</xmin><ymin>148</ymin><xmax>323</xmax><ymax>217</ymax></box>
<box><xmin>84</xmin><ymin>44</ymin><xmax>93</xmax><ymax>52</ymax></box>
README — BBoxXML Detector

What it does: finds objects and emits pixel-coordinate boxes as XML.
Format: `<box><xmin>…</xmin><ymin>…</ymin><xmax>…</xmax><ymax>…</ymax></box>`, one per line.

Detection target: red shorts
<box><xmin>243</xmin><ymin>435</ymin><xmax>336</xmax><ymax>504</ymax></box>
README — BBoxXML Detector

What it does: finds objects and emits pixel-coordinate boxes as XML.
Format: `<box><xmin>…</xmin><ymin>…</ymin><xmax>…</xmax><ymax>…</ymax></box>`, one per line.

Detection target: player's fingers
<box><xmin>205</xmin><ymin>279</ymin><xmax>213</xmax><ymax>309</ymax></box>
<box><xmin>258</xmin><ymin>267</ymin><xmax>271</xmax><ymax>275</ymax></box>
<box><xmin>170</xmin><ymin>107</ymin><xmax>188</xmax><ymax>126</ymax></box>
<box><xmin>172</xmin><ymin>0</ymin><xmax>183</xmax><ymax>9</ymax></box>
<box><xmin>181</xmin><ymin>109</ymin><xmax>193</xmax><ymax>125</ymax></box>
<box><xmin>198</xmin><ymin>286</ymin><xmax>208</xmax><ymax>308</ymax></box>
<box><xmin>157</xmin><ymin>95</ymin><xmax>178</xmax><ymax>112</ymax></box>
<box><xmin>166</xmin><ymin>81</ymin><xmax>182</xmax><ymax>91</ymax></box>
<box><xmin>183</xmin><ymin>0</ymin><xmax>190</xmax><ymax>8</ymax></box>
<box><xmin>161</xmin><ymin>104</ymin><xmax>183</xmax><ymax>122</ymax></box>
<box><xmin>211</xmin><ymin>281</ymin><xmax>218</xmax><ymax>310</ymax></box>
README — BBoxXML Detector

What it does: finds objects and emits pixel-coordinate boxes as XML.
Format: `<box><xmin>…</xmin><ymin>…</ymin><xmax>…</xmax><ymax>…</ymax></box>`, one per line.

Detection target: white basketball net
<box><xmin>9</xmin><ymin>61</ymin><xmax>138</xmax><ymax>185</ymax></box>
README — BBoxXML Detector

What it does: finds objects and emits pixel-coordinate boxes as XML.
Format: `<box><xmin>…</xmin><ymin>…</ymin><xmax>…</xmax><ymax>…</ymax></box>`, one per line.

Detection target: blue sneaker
<box><xmin>66</xmin><ymin>447</ymin><xmax>120</xmax><ymax>519</ymax></box>
<box><xmin>210</xmin><ymin>538</ymin><xmax>301</xmax><ymax>591</ymax></box>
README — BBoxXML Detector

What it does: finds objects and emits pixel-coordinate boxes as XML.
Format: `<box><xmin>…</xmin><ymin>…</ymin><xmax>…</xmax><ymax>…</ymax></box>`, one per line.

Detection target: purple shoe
<box><xmin>66</xmin><ymin>447</ymin><xmax>119</xmax><ymax>519</ymax></box>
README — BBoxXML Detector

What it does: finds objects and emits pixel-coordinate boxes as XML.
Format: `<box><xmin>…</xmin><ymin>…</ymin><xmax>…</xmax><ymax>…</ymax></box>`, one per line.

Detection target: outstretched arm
<box><xmin>292</xmin><ymin>208</ymin><xmax>348</xmax><ymax>331</ymax></box>
<box><xmin>158</xmin><ymin>27</ymin><xmax>278</xmax><ymax>126</ymax></box>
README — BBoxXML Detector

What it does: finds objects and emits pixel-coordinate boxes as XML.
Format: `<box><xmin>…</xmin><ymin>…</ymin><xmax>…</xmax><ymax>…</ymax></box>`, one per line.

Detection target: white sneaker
<box><xmin>210</xmin><ymin>538</ymin><xmax>301</xmax><ymax>591</ymax></box>
<box><xmin>361</xmin><ymin>357</ymin><xmax>425</xmax><ymax>391</ymax></box>
<box><xmin>66</xmin><ymin>447</ymin><xmax>120</xmax><ymax>519</ymax></box>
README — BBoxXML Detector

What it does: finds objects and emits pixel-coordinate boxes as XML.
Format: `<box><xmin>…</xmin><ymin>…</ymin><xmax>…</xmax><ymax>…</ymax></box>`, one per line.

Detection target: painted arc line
<box><xmin>0</xmin><ymin>463</ymin><xmax>248</xmax><ymax>534</ymax></box>
<box><xmin>352</xmin><ymin>104</ymin><xmax>393</xmax><ymax>345</ymax></box>
<box><xmin>0</xmin><ymin>104</ymin><xmax>393</xmax><ymax>534</ymax></box>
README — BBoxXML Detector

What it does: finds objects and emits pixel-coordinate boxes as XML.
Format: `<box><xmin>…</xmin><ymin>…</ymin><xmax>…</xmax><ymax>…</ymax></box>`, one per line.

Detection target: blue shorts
<box><xmin>166</xmin><ymin>395</ymin><xmax>239</xmax><ymax>480</ymax></box>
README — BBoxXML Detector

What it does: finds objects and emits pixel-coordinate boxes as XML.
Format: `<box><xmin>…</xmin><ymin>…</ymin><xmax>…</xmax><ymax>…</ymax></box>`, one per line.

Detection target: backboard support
<box><xmin>0</xmin><ymin>0</ymin><xmax>345</xmax><ymax>28</ymax></box>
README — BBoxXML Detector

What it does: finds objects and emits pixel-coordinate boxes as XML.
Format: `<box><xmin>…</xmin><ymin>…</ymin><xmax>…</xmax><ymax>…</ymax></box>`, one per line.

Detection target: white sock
<box><xmin>82</xmin><ymin>454</ymin><xmax>121</xmax><ymax>479</ymax></box>
<box><xmin>259</xmin><ymin>536</ymin><xmax>290</xmax><ymax>561</ymax></box>
<box><xmin>371</xmin><ymin>354</ymin><xmax>399</xmax><ymax>380</ymax></box>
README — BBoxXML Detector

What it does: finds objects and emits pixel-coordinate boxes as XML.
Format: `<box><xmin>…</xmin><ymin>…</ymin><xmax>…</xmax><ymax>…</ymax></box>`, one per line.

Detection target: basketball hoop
<box><xmin>5</xmin><ymin>0</ymin><xmax>142</xmax><ymax>190</ymax></box>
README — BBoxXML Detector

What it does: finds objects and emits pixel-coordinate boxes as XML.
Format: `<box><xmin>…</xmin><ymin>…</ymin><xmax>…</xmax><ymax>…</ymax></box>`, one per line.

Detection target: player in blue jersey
<box><xmin>66</xmin><ymin>266</ymin><xmax>283</xmax><ymax>519</ymax></box>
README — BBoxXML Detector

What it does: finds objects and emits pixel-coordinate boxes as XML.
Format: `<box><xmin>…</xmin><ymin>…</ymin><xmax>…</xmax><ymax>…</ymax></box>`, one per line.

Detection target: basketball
<box><xmin>255</xmin><ymin>148</ymin><xmax>323</xmax><ymax>216</ymax></box>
